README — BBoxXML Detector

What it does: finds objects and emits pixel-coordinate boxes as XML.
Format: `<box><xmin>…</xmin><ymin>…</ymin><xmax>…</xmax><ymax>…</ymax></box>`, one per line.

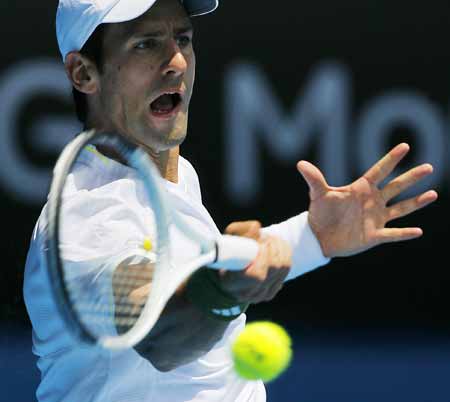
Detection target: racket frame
<box><xmin>45</xmin><ymin>129</ymin><xmax>257</xmax><ymax>350</ymax></box>
<box><xmin>45</xmin><ymin>130</ymin><xmax>182</xmax><ymax>347</ymax></box>
<box><xmin>46</xmin><ymin>129</ymin><xmax>99</xmax><ymax>345</ymax></box>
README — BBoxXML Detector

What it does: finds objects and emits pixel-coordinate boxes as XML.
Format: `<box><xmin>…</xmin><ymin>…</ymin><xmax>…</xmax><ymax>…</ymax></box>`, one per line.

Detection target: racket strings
<box><xmin>53</xmin><ymin>133</ymin><xmax>167</xmax><ymax>343</ymax></box>
<box><xmin>63</xmin><ymin>260</ymin><xmax>155</xmax><ymax>334</ymax></box>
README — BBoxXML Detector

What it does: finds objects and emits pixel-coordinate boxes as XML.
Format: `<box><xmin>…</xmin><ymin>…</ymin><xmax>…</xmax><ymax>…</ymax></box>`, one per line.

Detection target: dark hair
<box><xmin>72</xmin><ymin>24</ymin><xmax>106</xmax><ymax>126</ymax></box>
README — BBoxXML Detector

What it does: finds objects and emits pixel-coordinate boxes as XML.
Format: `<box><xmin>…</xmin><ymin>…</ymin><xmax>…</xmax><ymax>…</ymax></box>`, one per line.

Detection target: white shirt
<box><xmin>23</xmin><ymin>148</ymin><xmax>329</xmax><ymax>402</ymax></box>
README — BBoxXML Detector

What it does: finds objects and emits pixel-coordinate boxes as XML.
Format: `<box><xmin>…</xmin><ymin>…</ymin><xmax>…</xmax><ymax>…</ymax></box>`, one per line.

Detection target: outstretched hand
<box><xmin>297</xmin><ymin>143</ymin><xmax>438</xmax><ymax>258</ymax></box>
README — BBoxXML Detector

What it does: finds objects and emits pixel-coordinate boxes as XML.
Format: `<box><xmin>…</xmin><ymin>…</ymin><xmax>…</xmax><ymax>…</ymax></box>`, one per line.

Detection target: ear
<box><xmin>64</xmin><ymin>51</ymin><xmax>100</xmax><ymax>95</ymax></box>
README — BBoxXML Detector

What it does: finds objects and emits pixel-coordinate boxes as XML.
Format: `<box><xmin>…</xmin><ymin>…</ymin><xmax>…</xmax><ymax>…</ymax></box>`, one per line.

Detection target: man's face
<box><xmin>93</xmin><ymin>0</ymin><xmax>195</xmax><ymax>152</ymax></box>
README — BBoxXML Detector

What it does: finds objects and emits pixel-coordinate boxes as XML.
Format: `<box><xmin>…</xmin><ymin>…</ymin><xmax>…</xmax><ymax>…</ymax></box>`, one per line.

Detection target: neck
<box><xmin>86</xmin><ymin>119</ymin><xmax>180</xmax><ymax>183</ymax></box>
<box><xmin>147</xmin><ymin>146</ymin><xmax>179</xmax><ymax>183</ymax></box>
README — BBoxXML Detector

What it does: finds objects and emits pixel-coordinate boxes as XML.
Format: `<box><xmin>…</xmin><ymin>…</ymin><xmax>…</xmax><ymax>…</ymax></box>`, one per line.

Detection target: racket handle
<box><xmin>209</xmin><ymin>235</ymin><xmax>259</xmax><ymax>271</ymax></box>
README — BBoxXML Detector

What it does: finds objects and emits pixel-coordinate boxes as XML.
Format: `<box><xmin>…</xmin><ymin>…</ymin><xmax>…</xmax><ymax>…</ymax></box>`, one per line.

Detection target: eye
<box><xmin>177</xmin><ymin>35</ymin><xmax>192</xmax><ymax>48</ymax></box>
<box><xmin>134</xmin><ymin>39</ymin><xmax>159</xmax><ymax>50</ymax></box>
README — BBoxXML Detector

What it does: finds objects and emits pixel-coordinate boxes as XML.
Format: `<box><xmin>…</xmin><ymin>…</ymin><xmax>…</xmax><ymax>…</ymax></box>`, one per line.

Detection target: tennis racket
<box><xmin>45</xmin><ymin>129</ymin><xmax>258</xmax><ymax>350</ymax></box>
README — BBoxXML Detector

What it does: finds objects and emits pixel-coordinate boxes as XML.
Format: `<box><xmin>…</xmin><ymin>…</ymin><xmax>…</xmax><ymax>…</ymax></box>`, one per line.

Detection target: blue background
<box><xmin>3</xmin><ymin>322</ymin><xmax>450</xmax><ymax>402</ymax></box>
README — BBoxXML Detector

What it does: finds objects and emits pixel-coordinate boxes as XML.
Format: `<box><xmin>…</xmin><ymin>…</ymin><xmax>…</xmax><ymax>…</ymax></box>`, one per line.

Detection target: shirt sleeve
<box><xmin>261</xmin><ymin>211</ymin><xmax>331</xmax><ymax>281</ymax></box>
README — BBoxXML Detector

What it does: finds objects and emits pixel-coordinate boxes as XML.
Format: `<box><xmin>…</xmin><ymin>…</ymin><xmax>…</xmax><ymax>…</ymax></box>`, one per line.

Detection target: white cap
<box><xmin>56</xmin><ymin>0</ymin><xmax>218</xmax><ymax>60</ymax></box>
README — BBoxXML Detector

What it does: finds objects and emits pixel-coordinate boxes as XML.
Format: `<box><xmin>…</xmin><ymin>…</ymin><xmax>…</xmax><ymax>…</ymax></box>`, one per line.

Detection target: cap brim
<box><xmin>184</xmin><ymin>0</ymin><xmax>218</xmax><ymax>16</ymax></box>
<box><xmin>103</xmin><ymin>0</ymin><xmax>217</xmax><ymax>23</ymax></box>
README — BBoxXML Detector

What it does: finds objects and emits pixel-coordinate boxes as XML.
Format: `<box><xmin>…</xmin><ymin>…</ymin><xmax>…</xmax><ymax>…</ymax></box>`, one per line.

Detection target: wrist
<box><xmin>185</xmin><ymin>268</ymin><xmax>249</xmax><ymax>321</ymax></box>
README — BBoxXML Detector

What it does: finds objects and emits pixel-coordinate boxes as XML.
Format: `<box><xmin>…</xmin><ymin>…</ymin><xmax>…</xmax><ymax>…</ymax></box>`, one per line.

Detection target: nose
<box><xmin>161</xmin><ymin>42</ymin><xmax>188</xmax><ymax>78</ymax></box>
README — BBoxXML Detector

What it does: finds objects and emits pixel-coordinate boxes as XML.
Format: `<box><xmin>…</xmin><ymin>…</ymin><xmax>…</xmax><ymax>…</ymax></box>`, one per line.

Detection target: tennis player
<box><xmin>23</xmin><ymin>0</ymin><xmax>438</xmax><ymax>401</ymax></box>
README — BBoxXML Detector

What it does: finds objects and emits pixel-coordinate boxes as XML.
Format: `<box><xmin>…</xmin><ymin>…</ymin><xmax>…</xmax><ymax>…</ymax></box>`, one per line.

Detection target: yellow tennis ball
<box><xmin>232</xmin><ymin>321</ymin><xmax>292</xmax><ymax>382</ymax></box>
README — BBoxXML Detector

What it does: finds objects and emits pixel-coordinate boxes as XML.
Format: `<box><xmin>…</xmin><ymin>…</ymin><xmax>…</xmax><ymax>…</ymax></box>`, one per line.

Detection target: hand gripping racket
<box><xmin>45</xmin><ymin>130</ymin><xmax>258</xmax><ymax>349</ymax></box>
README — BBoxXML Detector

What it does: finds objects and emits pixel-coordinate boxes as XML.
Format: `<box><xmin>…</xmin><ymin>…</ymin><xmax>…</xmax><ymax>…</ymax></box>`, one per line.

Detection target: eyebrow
<box><xmin>130</xmin><ymin>25</ymin><xmax>194</xmax><ymax>39</ymax></box>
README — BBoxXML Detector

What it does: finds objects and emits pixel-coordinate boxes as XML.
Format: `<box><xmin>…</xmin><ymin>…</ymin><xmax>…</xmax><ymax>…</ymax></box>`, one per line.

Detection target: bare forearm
<box><xmin>134</xmin><ymin>288</ymin><xmax>230</xmax><ymax>372</ymax></box>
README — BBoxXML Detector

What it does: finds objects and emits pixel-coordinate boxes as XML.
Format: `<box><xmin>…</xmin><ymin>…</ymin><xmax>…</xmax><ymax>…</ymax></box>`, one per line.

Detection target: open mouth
<box><xmin>150</xmin><ymin>92</ymin><xmax>182</xmax><ymax>117</ymax></box>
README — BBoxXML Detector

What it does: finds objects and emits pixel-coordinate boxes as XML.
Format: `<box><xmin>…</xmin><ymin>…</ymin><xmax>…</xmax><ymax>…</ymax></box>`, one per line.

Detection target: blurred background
<box><xmin>1</xmin><ymin>0</ymin><xmax>450</xmax><ymax>401</ymax></box>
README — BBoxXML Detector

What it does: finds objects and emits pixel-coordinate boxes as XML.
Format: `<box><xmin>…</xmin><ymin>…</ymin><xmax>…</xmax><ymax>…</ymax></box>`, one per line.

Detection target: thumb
<box><xmin>296</xmin><ymin>160</ymin><xmax>329</xmax><ymax>200</ymax></box>
<box><xmin>224</xmin><ymin>220</ymin><xmax>261</xmax><ymax>240</ymax></box>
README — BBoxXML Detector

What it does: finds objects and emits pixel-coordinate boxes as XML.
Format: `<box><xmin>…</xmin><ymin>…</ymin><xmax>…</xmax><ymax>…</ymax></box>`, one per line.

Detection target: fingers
<box><xmin>376</xmin><ymin>227</ymin><xmax>423</xmax><ymax>244</ymax></box>
<box><xmin>220</xmin><ymin>236</ymin><xmax>291</xmax><ymax>304</ymax></box>
<box><xmin>296</xmin><ymin>160</ymin><xmax>329</xmax><ymax>200</ymax></box>
<box><xmin>218</xmin><ymin>240</ymin><xmax>271</xmax><ymax>302</ymax></box>
<box><xmin>376</xmin><ymin>189</ymin><xmax>438</xmax><ymax>244</ymax></box>
<box><xmin>363</xmin><ymin>143</ymin><xmax>410</xmax><ymax>186</ymax></box>
<box><xmin>381</xmin><ymin>163</ymin><xmax>434</xmax><ymax>202</ymax></box>
<box><xmin>262</xmin><ymin>237</ymin><xmax>291</xmax><ymax>301</ymax></box>
<box><xmin>260</xmin><ymin>237</ymin><xmax>291</xmax><ymax>300</ymax></box>
<box><xmin>264</xmin><ymin>236</ymin><xmax>292</xmax><ymax>274</ymax></box>
<box><xmin>245</xmin><ymin>236</ymin><xmax>291</xmax><ymax>283</ymax></box>
<box><xmin>225</xmin><ymin>220</ymin><xmax>261</xmax><ymax>240</ymax></box>
<box><xmin>386</xmin><ymin>190</ymin><xmax>438</xmax><ymax>221</ymax></box>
